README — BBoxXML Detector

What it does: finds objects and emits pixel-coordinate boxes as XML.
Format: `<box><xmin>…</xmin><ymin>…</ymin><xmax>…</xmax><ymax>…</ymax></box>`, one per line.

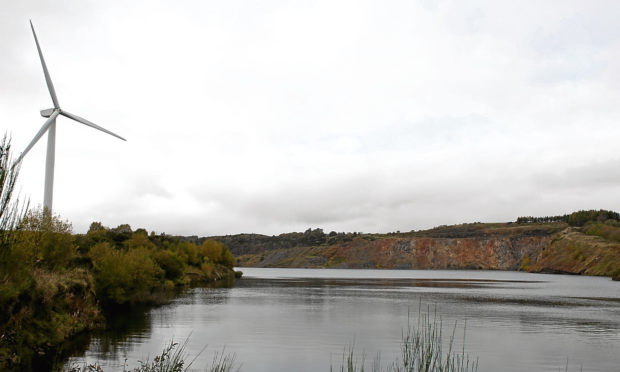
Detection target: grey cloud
<box><xmin>127</xmin><ymin>176</ymin><xmax>173</xmax><ymax>199</ymax></box>
<box><xmin>353</xmin><ymin>114</ymin><xmax>498</xmax><ymax>154</ymax></box>
<box><xmin>5</xmin><ymin>1</ymin><xmax>620</xmax><ymax>237</ymax></box>
<box><xmin>528</xmin><ymin>8</ymin><xmax>620</xmax><ymax>84</ymax></box>
<box><xmin>535</xmin><ymin>159</ymin><xmax>620</xmax><ymax>191</ymax></box>
<box><xmin>531</xmin><ymin>11</ymin><xmax>620</xmax><ymax>54</ymax></box>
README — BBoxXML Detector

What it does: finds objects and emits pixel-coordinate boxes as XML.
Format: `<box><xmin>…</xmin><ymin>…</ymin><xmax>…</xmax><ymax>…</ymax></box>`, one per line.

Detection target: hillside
<box><xmin>213</xmin><ymin>219</ymin><xmax>620</xmax><ymax>279</ymax></box>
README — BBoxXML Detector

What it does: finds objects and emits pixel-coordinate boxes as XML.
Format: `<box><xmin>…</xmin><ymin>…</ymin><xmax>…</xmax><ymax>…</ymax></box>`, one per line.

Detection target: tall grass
<box><xmin>130</xmin><ymin>339</ymin><xmax>194</xmax><ymax>372</ymax></box>
<box><xmin>67</xmin><ymin>338</ymin><xmax>240</xmax><ymax>372</ymax></box>
<box><xmin>397</xmin><ymin>310</ymin><xmax>477</xmax><ymax>372</ymax></box>
<box><xmin>332</xmin><ymin>344</ymin><xmax>367</xmax><ymax>372</ymax></box>
<box><xmin>332</xmin><ymin>307</ymin><xmax>478</xmax><ymax>372</ymax></box>
<box><xmin>208</xmin><ymin>348</ymin><xmax>240</xmax><ymax>372</ymax></box>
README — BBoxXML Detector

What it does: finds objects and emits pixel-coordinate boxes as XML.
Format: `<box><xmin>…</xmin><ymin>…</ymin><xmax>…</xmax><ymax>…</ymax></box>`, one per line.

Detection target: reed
<box><xmin>67</xmin><ymin>338</ymin><xmax>239</xmax><ymax>372</ymax></box>
<box><xmin>130</xmin><ymin>338</ymin><xmax>192</xmax><ymax>372</ymax></box>
<box><xmin>207</xmin><ymin>347</ymin><xmax>240</xmax><ymax>372</ymax></box>
<box><xmin>332</xmin><ymin>307</ymin><xmax>478</xmax><ymax>372</ymax></box>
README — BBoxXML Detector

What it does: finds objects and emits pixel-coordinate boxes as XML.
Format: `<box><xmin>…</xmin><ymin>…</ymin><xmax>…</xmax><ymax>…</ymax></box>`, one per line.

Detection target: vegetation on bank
<box><xmin>76</xmin><ymin>221</ymin><xmax>236</xmax><ymax>306</ymax></box>
<box><xmin>0</xmin><ymin>135</ymin><xmax>239</xmax><ymax>371</ymax></box>
<box><xmin>0</xmin><ymin>209</ymin><xmax>238</xmax><ymax>370</ymax></box>
<box><xmin>0</xmin><ymin>208</ymin><xmax>238</xmax><ymax>370</ymax></box>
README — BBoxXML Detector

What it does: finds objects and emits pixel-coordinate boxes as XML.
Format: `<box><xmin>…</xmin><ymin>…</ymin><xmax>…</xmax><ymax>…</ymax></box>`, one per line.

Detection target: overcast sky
<box><xmin>2</xmin><ymin>0</ymin><xmax>620</xmax><ymax>236</ymax></box>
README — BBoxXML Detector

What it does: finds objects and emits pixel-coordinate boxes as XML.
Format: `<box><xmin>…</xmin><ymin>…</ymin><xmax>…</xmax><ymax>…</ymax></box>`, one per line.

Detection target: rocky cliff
<box><xmin>232</xmin><ymin>223</ymin><xmax>620</xmax><ymax>278</ymax></box>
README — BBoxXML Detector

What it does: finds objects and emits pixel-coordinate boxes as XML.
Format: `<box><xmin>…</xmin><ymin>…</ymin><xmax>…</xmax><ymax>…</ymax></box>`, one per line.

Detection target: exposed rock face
<box><xmin>235</xmin><ymin>232</ymin><xmax>553</xmax><ymax>270</ymax></box>
<box><xmin>232</xmin><ymin>223</ymin><xmax>620</xmax><ymax>278</ymax></box>
<box><xmin>322</xmin><ymin>235</ymin><xmax>551</xmax><ymax>270</ymax></box>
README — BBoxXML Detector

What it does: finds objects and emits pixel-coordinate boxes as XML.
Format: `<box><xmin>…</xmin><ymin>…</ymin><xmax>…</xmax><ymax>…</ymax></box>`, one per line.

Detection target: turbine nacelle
<box><xmin>40</xmin><ymin>108</ymin><xmax>55</xmax><ymax>118</ymax></box>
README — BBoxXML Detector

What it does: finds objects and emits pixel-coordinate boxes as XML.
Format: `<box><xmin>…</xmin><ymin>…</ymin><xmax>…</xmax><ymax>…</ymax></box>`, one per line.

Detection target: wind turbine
<box><xmin>16</xmin><ymin>20</ymin><xmax>126</xmax><ymax>213</ymax></box>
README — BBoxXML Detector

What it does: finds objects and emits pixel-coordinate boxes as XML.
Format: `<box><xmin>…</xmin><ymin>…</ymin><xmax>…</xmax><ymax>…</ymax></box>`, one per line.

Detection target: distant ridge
<box><xmin>192</xmin><ymin>210</ymin><xmax>620</xmax><ymax>280</ymax></box>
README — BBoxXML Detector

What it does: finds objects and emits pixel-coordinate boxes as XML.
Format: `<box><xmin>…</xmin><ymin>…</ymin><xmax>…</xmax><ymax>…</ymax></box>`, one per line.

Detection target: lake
<box><xmin>66</xmin><ymin>268</ymin><xmax>620</xmax><ymax>371</ymax></box>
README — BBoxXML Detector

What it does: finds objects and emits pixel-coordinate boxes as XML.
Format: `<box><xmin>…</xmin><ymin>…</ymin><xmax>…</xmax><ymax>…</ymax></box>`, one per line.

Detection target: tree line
<box><xmin>516</xmin><ymin>209</ymin><xmax>620</xmax><ymax>226</ymax></box>
<box><xmin>210</xmin><ymin>228</ymin><xmax>370</xmax><ymax>255</ymax></box>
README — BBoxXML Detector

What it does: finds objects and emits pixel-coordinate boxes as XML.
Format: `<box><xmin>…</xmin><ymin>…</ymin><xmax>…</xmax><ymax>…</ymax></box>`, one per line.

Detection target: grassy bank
<box><xmin>521</xmin><ymin>222</ymin><xmax>620</xmax><ymax>278</ymax></box>
<box><xmin>0</xmin><ymin>266</ymin><xmax>103</xmax><ymax>370</ymax></box>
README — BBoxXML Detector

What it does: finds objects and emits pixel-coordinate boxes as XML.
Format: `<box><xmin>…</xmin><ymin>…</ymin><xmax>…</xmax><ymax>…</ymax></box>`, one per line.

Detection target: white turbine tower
<box><xmin>16</xmin><ymin>21</ymin><xmax>126</xmax><ymax>213</ymax></box>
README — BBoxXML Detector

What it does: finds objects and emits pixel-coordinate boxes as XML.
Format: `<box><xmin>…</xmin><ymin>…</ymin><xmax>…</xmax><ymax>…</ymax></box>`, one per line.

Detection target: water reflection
<box><xmin>66</xmin><ymin>280</ymin><xmax>234</xmax><ymax>371</ymax></box>
<box><xmin>68</xmin><ymin>269</ymin><xmax>620</xmax><ymax>372</ymax></box>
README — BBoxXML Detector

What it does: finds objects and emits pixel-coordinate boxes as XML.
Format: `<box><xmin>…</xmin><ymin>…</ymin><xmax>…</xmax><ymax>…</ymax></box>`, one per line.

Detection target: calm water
<box><xmin>67</xmin><ymin>268</ymin><xmax>620</xmax><ymax>371</ymax></box>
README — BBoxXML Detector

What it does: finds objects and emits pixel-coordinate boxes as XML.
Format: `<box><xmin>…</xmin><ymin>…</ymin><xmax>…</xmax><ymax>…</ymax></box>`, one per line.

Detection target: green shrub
<box><xmin>126</xmin><ymin>231</ymin><xmax>156</xmax><ymax>250</ymax></box>
<box><xmin>582</xmin><ymin>222</ymin><xmax>620</xmax><ymax>243</ymax></box>
<box><xmin>199</xmin><ymin>240</ymin><xmax>235</xmax><ymax>268</ymax></box>
<box><xmin>201</xmin><ymin>262</ymin><xmax>215</xmax><ymax>278</ymax></box>
<box><xmin>175</xmin><ymin>241</ymin><xmax>200</xmax><ymax>266</ymax></box>
<box><xmin>17</xmin><ymin>208</ymin><xmax>76</xmax><ymax>270</ymax></box>
<box><xmin>89</xmin><ymin>243</ymin><xmax>164</xmax><ymax>305</ymax></box>
<box><xmin>153</xmin><ymin>250</ymin><xmax>185</xmax><ymax>280</ymax></box>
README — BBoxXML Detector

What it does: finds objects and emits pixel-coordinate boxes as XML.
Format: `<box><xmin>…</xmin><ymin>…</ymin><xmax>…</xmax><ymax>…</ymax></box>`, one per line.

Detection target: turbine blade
<box><xmin>30</xmin><ymin>20</ymin><xmax>60</xmax><ymax>109</ymax></box>
<box><xmin>60</xmin><ymin>111</ymin><xmax>126</xmax><ymax>141</ymax></box>
<box><xmin>15</xmin><ymin>110</ymin><xmax>60</xmax><ymax>164</ymax></box>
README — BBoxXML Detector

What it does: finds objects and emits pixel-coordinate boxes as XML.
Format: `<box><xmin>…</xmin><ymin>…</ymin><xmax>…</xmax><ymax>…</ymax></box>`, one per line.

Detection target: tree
<box><xmin>18</xmin><ymin>207</ymin><xmax>75</xmax><ymax>270</ymax></box>
<box><xmin>88</xmin><ymin>222</ymin><xmax>106</xmax><ymax>233</ymax></box>
<box><xmin>109</xmin><ymin>223</ymin><xmax>133</xmax><ymax>243</ymax></box>
<box><xmin>199</xmin><ymin>240</ymin><xmax>235</xmax><ymax>268</ymax></box>
<box><xmin>0</xmin><ymin>135</ymin><xmax>30</xmax><ymax>327</ymax></box>
<box><xmin>0</xmin><ymin>135</ymin><xmax>26</xmax><ymax>259</ymax></box>
<box><xmin>126</xmin><ymin>230</ymin><xmax>156</xmax><ymax>250</ymax></box>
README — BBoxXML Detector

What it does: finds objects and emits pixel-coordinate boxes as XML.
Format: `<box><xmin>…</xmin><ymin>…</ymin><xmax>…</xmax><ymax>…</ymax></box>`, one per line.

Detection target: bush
<box><xmin>126</xmin><ymin>230</ymin><xmax>156</xmax><ymax>250</ymax></box>
<box><xmin>582</xmin><ymin>222</ymin><xmax>620</xmax><ymax>243</ymax></box>
<box><xmin>176</xmin><ymin>241</ymin><xmax>200</xmax><ymax>266</ymax></box>
<box><xmin>17</xmin><ymin>208</ymin><xmax>76</xmax><ymax>270</ymax></box>
<box><xmin>153</xmin><ymin>250</ymin><xmax>185</xmax><ymax>280</ymax></box>
<box><xmin>89</xmin><ymin>243</ymin><xmax>164</xmax><ymax>305</ymax></box>
<box><xmin>199</xmin><ymin>240</ymin><xmax>235</xmax><ymax>268</ymax></box>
